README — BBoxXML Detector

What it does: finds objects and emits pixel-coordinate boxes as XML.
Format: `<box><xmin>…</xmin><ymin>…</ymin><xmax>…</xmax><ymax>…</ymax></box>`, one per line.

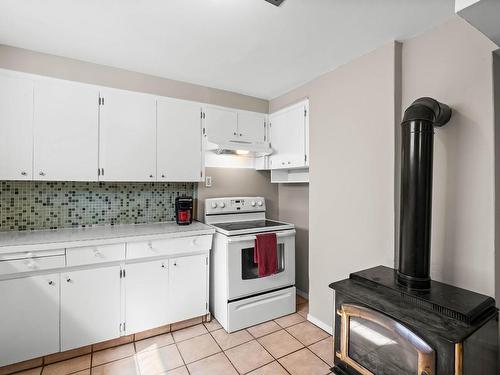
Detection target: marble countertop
<box><xmin>0</xmin><ymin>221</ymin><xmax>215</xmax><ymax>254</ymax></box>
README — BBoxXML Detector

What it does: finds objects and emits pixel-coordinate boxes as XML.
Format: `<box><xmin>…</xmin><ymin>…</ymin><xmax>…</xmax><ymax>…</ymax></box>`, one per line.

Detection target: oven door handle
<box><xmin>227</xmin><ymin>229</ymin><xmax>296</xmax><ymax>243</ymax></box>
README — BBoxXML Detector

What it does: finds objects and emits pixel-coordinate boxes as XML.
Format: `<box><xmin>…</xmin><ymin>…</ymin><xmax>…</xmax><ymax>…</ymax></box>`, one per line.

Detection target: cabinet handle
<box><xmin>48</xmin><ymin>280</ymin><xmax>54</xmax><ymax>286</ymax></box>
<box><xmin>66</xmin><ymin>277</ymin><xmax>72</xmax><ymax>283</ymax></box>
<box><xmin>21</xmin><ymin>171</ymin><xmax>27</xmax><ymax>176</ymax></box>
<box><xmin>239</xmin><ymin>133</ymin><xmax>242</xmax><ymax>137</ymax></box>
<box><xmin>233</xmin><ymin>132</ymin><xmax>237</xmax><ymax>136</ymax></box>
<box><xmin>161</xmin><ymin>263</ymin><xmax>166</xmax><ymax>268</ymax></box>
<box><xmin>39</xmin><ymin>171</ymin><xmax>46</xmax><ymax>176</ymax></box>
<box><xmin>149</xmin><ymin>174</ymin><xmax>154</xmax><ymax>179</ymax></box>
<box><xmin>161</xmin><ymin>174</ymin><xmax>165</xmax><ymax>178</ymax></box>
<box><xmin>173</xmin><ymin>262</ymin><xmax>177</xmax><ymax>266</ymax></box>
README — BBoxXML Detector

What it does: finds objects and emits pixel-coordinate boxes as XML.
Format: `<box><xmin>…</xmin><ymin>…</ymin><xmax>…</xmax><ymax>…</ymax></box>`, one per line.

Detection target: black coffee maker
<box><xmin>175</xmin><ymin>196</ymin><xmax>193</xmax><ymax>225</ymax></box>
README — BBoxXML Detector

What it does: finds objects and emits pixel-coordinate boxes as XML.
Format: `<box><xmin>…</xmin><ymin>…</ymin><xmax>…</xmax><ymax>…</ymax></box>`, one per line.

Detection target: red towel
<box><xmin>254</xmin><ymin>233</ymin><xmax>278</xmax><ymax>277</ymax></box>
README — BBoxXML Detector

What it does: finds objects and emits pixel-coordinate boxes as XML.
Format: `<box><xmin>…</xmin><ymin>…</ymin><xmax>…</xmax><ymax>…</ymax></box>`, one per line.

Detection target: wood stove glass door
<box><xmin>337</xmin><ymin>304</ymin><xmax>435</xmax><ymax>375</ymax></box>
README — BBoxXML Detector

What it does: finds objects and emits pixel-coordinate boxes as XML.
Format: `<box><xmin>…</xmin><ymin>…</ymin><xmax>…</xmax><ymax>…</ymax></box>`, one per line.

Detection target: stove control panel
<box><xmin>205</xmin><ymin>197</ymin><xmax>266</xmax><ymax>215</ymax></box>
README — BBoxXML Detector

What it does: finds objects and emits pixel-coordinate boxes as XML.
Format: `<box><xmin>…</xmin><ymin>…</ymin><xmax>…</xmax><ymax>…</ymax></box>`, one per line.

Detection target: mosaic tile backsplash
<box><xmin>0</xmin><ymin>181</ymin><xmax>195</xmax><ymax>232</ymax></box>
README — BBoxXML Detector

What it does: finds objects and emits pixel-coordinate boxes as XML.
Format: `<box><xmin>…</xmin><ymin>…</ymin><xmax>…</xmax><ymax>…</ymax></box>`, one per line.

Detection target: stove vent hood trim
<box><xmin>205</xmin><ymin>138</ymin><xmax>273</xmax><ymax>155</ymax></box>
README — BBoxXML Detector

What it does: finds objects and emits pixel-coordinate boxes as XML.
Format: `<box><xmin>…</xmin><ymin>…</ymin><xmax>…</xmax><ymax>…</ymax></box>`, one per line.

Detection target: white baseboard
<box><xmin>307</xmin><ymin>313</ymin><xmax>333</xmax><ymax>335</ymax></box>
<box><xmin>296</xmin><ymin>288</ymin><xmax>309</xmax><ymax>300</ymax></box>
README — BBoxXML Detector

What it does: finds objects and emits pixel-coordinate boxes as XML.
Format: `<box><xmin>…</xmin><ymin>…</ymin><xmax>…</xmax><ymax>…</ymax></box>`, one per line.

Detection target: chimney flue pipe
<box><xmin>397</xmin><ymin>97</ymin><xmax>452</xmax><ymax>290</ymax></box>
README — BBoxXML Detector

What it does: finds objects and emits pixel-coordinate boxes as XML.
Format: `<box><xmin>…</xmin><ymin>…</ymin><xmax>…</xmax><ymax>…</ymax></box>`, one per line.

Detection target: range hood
<box><xmin>206</xmin><ymin>135</ymin><xmax>272</xmax><ymax>155</ymax></box>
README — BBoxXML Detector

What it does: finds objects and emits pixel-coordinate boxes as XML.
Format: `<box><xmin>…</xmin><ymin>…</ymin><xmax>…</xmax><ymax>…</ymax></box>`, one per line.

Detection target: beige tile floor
<box><xmin>16</xmin><ymin>296</ymin><xmax>333</xmax><ymax>375</ymax></box>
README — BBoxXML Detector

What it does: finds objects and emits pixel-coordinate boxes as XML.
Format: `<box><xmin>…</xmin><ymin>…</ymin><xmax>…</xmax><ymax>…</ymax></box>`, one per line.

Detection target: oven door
<box><xmin>335</xmin><ymin>304</ymin><xmax>435</xmax><ymax>375</ymax></box>
<box><xmin>226</xmin><ymin>229</ymin><xmax>295</xmax><ymax>300</ymax></box>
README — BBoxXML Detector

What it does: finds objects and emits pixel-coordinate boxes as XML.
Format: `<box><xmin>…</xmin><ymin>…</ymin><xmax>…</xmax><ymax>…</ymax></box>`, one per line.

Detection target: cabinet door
<box><xmin>238</xmin><ymin>112</ymin><xmax>266</xmax><ymax>144</ymax></box>
<box><xmin>157</xmin><ymin>99</ymin><xmax>203</xmax><ymax>181</ymax></box>
<box><xmin>61</xmin><ymin>266</ymin><xmax>121</xmax><ymax>351</ymax></box>
<box><xmin>269</xmin><ymin>103</ymin><xmax>307</xmax><ymax>169</ymax></box>
<box><xmin>168</xmin><ymin>254</ymin><xmax>208</xmax><ymax>323</ymax></box>
<box><xmin>125</xmin><ymin>260</ymin><xmax>169</xmax><ymax>334</ymax></box>
<box><xmin>0</xmin><ymin>74</ymin><xmax>33</xmax><ymax>180</ymax></box>
<box><xmin>99</xmin><ymin>89</ymin><xmax>156</xmax><ymax>181</ymax></box>
<box><xmin>205</xmin><ymin>107</ymin><xmax>238</xmax><ymax>143</ymax></box>
<box><xmin>34</xmin><ymin>79</ymin><xmax>99</xmax><ymax>181</ymax></box>
<box><xmin>0</xmin><ymin>274</ymin><xmax>59</xmax><ymax>367</ymax></box>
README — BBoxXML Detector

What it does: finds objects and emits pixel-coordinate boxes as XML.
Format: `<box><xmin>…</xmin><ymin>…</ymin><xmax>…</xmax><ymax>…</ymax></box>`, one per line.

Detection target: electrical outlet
<box><xmin>205</xmin><ymin>176</ymin><xmax>212</xmax><ymax>188</ymax></box>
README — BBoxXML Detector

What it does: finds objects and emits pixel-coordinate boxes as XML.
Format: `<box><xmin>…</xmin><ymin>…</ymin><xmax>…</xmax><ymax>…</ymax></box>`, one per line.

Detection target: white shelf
<box><xmin>271</xmin><ymin>168</ymin><xmax>309</xmax><ymax>183</ymax></box>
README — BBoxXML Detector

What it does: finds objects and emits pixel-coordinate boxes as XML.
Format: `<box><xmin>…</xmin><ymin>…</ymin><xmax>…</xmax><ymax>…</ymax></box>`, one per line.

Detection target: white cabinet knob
<box><xmin>257</xmin><ymin>201</ymin><xmax>263</xmax><ymax>207</ymax></box>
<box><xmin>219</xmin><ymin>202</ymin><xmax>226</xmax><ymax>208</ymax></box>
<box><xmin>251</xmin><ymin>201</ymin><xmax>256</xmax><ymax>207</ymax></box>
<box><xmin>211</xmin><ymin>202</ymin><xmax>218</xmax><ymax>209</ymax></box>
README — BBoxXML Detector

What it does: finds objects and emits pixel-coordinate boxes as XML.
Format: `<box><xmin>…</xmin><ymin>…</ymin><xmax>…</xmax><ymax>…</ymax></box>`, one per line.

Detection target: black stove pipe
<box><xmin>397</xmin><ymin>97</ymin><xmax>452</xmax><ymax>290</ymax></box>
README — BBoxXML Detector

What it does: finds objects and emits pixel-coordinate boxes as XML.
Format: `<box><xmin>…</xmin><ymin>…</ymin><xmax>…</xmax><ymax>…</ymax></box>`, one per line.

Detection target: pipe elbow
<box><xmin>402</xmin><ymin>97</ymin><xmax>452</xmax><ymax>127</ymax></box>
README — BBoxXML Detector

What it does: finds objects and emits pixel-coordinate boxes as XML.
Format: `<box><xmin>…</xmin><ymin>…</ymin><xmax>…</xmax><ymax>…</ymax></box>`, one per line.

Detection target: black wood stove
<box><xmin>330</xmin><ymin>98</ymin><xmax>498</xmax><ymax>375</ymax></box>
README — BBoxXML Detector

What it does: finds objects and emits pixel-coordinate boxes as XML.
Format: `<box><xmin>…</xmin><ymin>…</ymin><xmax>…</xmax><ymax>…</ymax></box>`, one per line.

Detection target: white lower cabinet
<box><xmin>61</xmin><ymin>266</ymin><xmax>122</xmax><ymax>351</ymax></box>
<box><xmin>0</xmin><ymin>274</ymin><xmax>60</xmax><ymax>367</ymax></box>
<box><xmin>0</xmin><ymin>236</ymin><xmax>212</xmax><ymax>367</ymax></box>
<box><xmin>125</xmin><ymin>260</ymin><xmax>169</xmax><ymax>334</ymax></box>
<box><xmin>168</xmin><ymin>254</ymin><xmax>208</xmax><ymax>322</ymax></box>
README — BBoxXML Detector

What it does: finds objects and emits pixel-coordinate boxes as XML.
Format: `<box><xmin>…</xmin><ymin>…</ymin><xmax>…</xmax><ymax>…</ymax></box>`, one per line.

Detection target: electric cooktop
<box><xmin>212</xmin><ymin>220</ymin><xmax>294</xmax><ymax>235</ymax></box>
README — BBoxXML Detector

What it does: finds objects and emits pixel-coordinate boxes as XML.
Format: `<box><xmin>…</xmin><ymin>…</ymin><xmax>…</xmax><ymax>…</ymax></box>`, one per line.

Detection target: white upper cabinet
<box><xmin>238</xmin><ymin>111</ymin><xmax>267</xmax><ymax>144</ymax></box>
<box><xmin>205</xmin><ymin>106</ymin><xmax>238</xmax><ymax>143</ymax></box>
<box><xmin>99</xmin><ymin>89</ymin><xmax>157</xmax><ymax>182</ymax></box>
<box><xmin>269</xmin><ymin>100</ymin><xmax>309</xmax><ymax>170</ymax></box>
<box><xmin>204</xmin><ymin>106</ymin><xmax>269</xmax><ymax>152</ymax></box>
<box><xmin>0</xmin><ymin>73</ymin><xmax>34</xmax><ymax>180</ymax></box>
<box><xmin>34</xmin><ymin>79</ymin><xmax>99</xmax><ymax>181</ymax></box>
<box><xmin>157</xmin><ymin>99</ymin><xmax>203</xmax><ymax>181</ymax></box>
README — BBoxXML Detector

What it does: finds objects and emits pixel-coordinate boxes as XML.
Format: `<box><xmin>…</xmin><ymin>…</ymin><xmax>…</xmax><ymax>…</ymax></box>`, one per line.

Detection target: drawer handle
<box><xmin>192</xmin><ymin>238</ymin><xmax>198</xmax><ymax>245</ymax></box>
<box><xmin>93</xmin><ymin>249</ymin><xmax>104</xmax><ymax>258</ymax></box>
<box><xmin>25</xmin><ymin>259</ymin><xmax>36</xmax><ymax>269</ymax></box>
<box><xmin>148</xmin><ymin>242</ymin><xmax>157</xmax><ymax>252</ymax></box>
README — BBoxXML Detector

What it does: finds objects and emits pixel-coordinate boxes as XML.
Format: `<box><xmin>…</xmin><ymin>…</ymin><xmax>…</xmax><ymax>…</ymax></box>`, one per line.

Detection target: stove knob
<box><xmin>251</xmin><ymin>201</ymin><xmax>256</xmax><ymax>207</ymax></box>
<box><xmin>211</xmin><ymin>202</ymin><xmax>218</xmax><ymax>209</ymax></box>
<box><xmin>220</xmin><ymin>202</ymin><xmax>226</xmax><ymax>208</ymax></box>
<box><xmin>257</xmin><ymin>201</ymin><xmax>263</xmax><ymax>207</ymax></box>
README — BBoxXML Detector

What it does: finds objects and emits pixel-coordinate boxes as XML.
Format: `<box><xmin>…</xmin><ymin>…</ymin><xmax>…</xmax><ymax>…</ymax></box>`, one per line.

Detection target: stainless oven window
<box><xmin>241</xmin><ymin>244</ymin><xmax>285</xmax><ymax>280</ymax></box>
<box><xmin>348</xmin><ymin>316</ymin><xmax>418</xmax><ymax>374</ymax></box>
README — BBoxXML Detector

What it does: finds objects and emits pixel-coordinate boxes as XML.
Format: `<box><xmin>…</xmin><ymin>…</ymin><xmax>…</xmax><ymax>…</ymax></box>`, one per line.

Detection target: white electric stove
<box><xmin>205</xmin><ymin>197</ymin><xmax>296</xmax><ymax>332</ymax></box>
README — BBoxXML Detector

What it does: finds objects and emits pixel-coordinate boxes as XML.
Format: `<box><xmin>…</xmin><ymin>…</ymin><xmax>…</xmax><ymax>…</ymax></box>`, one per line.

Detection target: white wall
<box><xmin>455</xmin><ymin>0</ymin><xmax>480</xmax><ymax>12</ymax></box>
<box><xmin>270</xmin><ymin>42</ymin><xmax>398</xmax><ymax>329</ymax></box>
<box><xmin>278</xmin><ymin>184</ymin><xmax>309</xmax><ymax>294</ymax></box>
<box><xmin>401</xmin><ymin>16</ymin><xmax>498</xmax><ymax>297</ymax></box>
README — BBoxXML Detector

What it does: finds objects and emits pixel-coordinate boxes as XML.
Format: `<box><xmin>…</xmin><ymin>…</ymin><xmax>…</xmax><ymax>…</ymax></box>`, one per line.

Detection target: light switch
<box><xmin>205</xmin><ymin>176</ymin><xmax>212</xmax><ymax>188</ymax></box>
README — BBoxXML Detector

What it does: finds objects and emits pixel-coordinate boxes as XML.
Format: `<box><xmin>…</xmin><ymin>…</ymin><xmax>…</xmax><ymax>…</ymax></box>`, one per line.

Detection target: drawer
<box><xmin>0</xmin><ymin>249</ymin><xmax>65</xmax><ymax>261</ymax></box>
<box><xmin>66</xmin><ymin>243</ymin><xmax>125</xmax><ymax>267</ymax></box>
<box><xmin>0</xmin><ymin>255</ymin><xmax>65</xmax><ymax>276</ymax></box>
<box><xmin>227</xmin><ymin>286</ymin><xmax>296</xmax><ymax>333</ymax></box>
<box><xmin>127</xmin><ymin>235</ymin><xmax>212</xmax><ymax>260</ymax></box>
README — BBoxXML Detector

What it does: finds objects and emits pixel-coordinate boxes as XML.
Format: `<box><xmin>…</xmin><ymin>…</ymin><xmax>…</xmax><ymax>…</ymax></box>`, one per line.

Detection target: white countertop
<box><xmin>0</xmin><ymin>221</ymin><xmax>215</xmax><ymax>254</ymax></box>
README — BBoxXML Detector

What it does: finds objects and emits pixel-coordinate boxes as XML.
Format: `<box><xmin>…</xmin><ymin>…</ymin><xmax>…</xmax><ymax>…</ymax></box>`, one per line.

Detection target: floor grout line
<box><xmin>207</xmin><ymin>328</ymin><xmax>241</xmax><ymax>375</ymax></box>
<box><xmin>17</xmin><ymin>302</ymin><xmax>312</xmax><ymax>375</ymax></box>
